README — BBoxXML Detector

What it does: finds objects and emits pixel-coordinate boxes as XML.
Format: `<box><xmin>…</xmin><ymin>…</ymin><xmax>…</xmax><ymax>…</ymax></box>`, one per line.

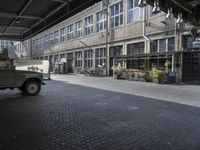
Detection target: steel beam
<box><xmin>3</xmin><ymin>0</ymin><xmax>33</xmax><ymax>34</ymax></box>
<box><xmin>169</xmin><ymin>0</ymin><xmax>193</xmax><ymax>14</ymax></box>
<box><xmin>0</xmin><ymin>12</ymin><xmax>42</xmax><ymax>20</ymax></box>
<box><xmin>0</xmin><ymin>25</ymin><xmax>30</xmax><ymax>30</ymax></box>
<box><xmin>52</xmin><ymin>0</ymin><xmax>65</xmax><ymax>3</ymax></box>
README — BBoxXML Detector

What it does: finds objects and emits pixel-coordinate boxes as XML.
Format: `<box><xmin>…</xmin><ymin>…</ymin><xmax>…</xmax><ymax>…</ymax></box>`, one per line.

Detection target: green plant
<box><xmin>150</xmin><ymin>67</ymin><xmax>163</xmax><ymax>79</ymax></box>
<box><xmin>112</xmin><ymin>64</ymin><xmax>124</xmax><ymax>75</ymax></box>
<box><xmin>128</xmin><ymin>72</ymin><xmax>135</xmax><ymax>78</ymax></box>
<box><xmin>164</xmin><ymin>60</ymin><xmax>171</xmax><ymax>73</ymax></box>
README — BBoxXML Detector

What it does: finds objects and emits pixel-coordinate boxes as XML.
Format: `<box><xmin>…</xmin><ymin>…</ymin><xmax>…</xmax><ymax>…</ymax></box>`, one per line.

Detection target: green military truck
<box><xmin>0</xmin><ymin>56</ymin><xmax>44</xmax><ymax>96</ymax></box>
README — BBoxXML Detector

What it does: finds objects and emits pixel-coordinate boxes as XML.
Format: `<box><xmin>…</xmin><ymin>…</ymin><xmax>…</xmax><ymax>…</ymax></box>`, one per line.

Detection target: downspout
<box><xmin>143</xmin><ymin>6</ymin><xmax>151</xmax><ymax>71</ymax></box>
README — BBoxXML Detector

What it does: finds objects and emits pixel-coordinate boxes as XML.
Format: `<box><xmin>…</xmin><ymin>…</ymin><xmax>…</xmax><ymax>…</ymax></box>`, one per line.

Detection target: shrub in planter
<box><xmin>150</xmin><ymin>68</ymin><xmax>164</xmax><ymax>84</ymax></box>
<box><xmin>112</xmin><ymin>64</ymin><xmax>125</xmax><ymax>79</ymax></box>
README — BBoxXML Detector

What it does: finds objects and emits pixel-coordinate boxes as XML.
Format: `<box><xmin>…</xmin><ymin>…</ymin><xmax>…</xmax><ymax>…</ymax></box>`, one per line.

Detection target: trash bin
<box><xmin>168</xmin><ymin>71</ymin><xmax>176</xmax><ymax>83</ymax></box>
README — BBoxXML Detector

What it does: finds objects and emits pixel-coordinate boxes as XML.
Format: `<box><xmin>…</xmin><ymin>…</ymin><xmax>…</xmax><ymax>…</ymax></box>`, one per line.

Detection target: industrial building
<box><xmin>5</xmin><ymin>0</ymin><xmax>200</xmax><ymax>83</ymax></box>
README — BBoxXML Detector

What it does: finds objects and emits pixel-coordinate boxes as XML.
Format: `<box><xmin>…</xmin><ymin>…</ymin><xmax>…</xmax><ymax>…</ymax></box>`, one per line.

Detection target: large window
<box><xmin>159</xmin><ymin>39</ymin><xmax>166</xmax><ymax>52</ymax></box>
<box><xmin>168</xmin><ymin>37</ymin><xmax>175</xmax><ymax>52</ymax></box>
<box><xmin>150</xmin><ymin>38</ymin><xmax>175</xmax><ymax>53</ymax></box>
<box><xmin>84</xmin><ymin>50</ymin><xmax>93</xmax><ymax>68</ymax></box>
<box><xmin>127</xmin><ymin>42</ymin><xmax>144</xmax><ymax>54</ymax></box>
<box><xmin>49</xmin><ymin>33</ymin><xmax>54</xmax><ymax>46</ymax></box>
<box><xmin>75</xmin><ymin>20</ymin><xmax>83</xmax><ymax>38</ymax></box>
<box><xmin>54</xmin><ymin>30</ymin><xmax>59</xmax><ymax>44</ymax></box>
<box><xmin>128</xmin><ymin>0</ymin><xmax>143</xmax><ymax>23</ymax></box>
<box><xmin>127</xmin><ymin>59</ymin><xmax>144</xmax><ymax>69</ymax></box>
<box><xmin>110</xmin><ymin>2</ymin><xmax>123</xmax><ymax>28</ymax></box>
<box><xmin>60</xmin><ymin>27</ymin><xmax>66</xmax><ymax>43</ymax></box>
<box><xmin>96</xmin><ymin>11</ymin><xmax>106</xmax><ymax>32</ymax></box>
<box><xmin>85</xmin><ymin>16</ymin><xmax>93</xmax><ymax>35</ymax></box>
<box><xmin>150</xmin><ymin>40</ymin><xmax>158</xmax><ymax>53</ymax></box>
<box><xmin>75</xmin><ymin>51</ymin><xmax>82</xmax><ymax>68</ymax></box>
<box><xmin>67</xmin><ymin>24</ymin><xmax>73</xmax><ymax>40</ymax></box>
<box><xmin>44</xmin><ymin>35</ymin><xmax>49</xmax><ymax>48</ymax></box>
<box><xmin>40</xmin><ymin>37</ymin><xmax>44</xmax><ymax>48</ymax></box>
<box><xmin>96</xmin><ymin>48</ymin><xmax>106</xmax><ymax>67</ymax></box>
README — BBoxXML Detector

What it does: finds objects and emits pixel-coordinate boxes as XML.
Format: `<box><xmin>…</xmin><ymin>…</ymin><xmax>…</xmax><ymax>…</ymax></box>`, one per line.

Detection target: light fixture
<box><xmin>166</xmin><ymin>8</ymin><xmax>173</xmax><ymax>19</ymax></box>
<box><xmin>138</xmin><ymin>0</ymin><xmax>147</xmax><ymax>7</ymax></box>
<box><xmin>176</xmin><ymin>13</ymin><xmax>184</xmax><ymax>24</ymax></box>
<box><xmin>152</xmin><ymin>0</ymin><xmax>161</xmax><ymax>15</ymax></box>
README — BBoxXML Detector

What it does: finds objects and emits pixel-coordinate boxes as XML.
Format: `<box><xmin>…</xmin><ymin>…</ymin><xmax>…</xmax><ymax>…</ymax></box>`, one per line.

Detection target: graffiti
<box><xmin>27</xmin><ymin>66</ymin><xmax>43</xmax><ymax>73</ymax></box>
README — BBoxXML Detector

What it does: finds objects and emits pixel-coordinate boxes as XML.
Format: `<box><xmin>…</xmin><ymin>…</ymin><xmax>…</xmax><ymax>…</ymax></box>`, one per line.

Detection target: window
<box><xmin>45</xmin><ymin>56</ymin><xmax>48</xmax><ymax>60</ymax></box>
<box><xmin>60</xmin><ymin>53</ymin><xmax>65</xmax><ymax>58</ymax></box>
<box><xmin>110</xmin><ymin>2</ymin><xmax>123</xmax><ymax>28</ymax></box>
<box><xmin>150</xmin><ymin>40</ymin><xmax>158</xmax><ymax>53</ymax></box>
<box><xmin>159</xmin><ymin>39</ymin><xmax>166</xmax><ymax>52</ymax></box>
<box><xmin>168</xmin><ymin>37</ymin><xmax>175</xmax><ymax>52</ymax></box>
<box><xmin>35</xmin><ymin>38</ymin><xmax>39</xmax><ymax>50</ymax></box>
<box><xmin>44</xmin><ymin>35</ymin><xmax>49</xmax><ymax>48</ymax></box>
<box><xmin>32</xmin><ymin>40</ymin><xmax>36</xmax><ymax>50</ymax></box>
<box><xmin>40</xmin><ymin>37</ymin><xmax>44</xmax><ymax>48</ymax></box>
<box><xmin>67</xmin><ymin>24</ymin><xmax>73</xmax><ymax>40</ymax></box>
<box><xmin>75</xmin><ymin>51</ymin><xmax>82</xmax><ymax>68</ymax></box>
<box><xmin>60</xmin><ymin>27</ymin><xmax>66</xmax><ymax>43</ymax></box>
<box><xmin>84</xmin><ymin>50</ymin><xmax>93</xmax><ymax>68</ymax></box>
<box><xmin>96</xmin><ymin>48</ymin><xmax>106</xmax><ymax>68</ymax></box>
<box><xmin>54</xmin><ymin>30</ymin><xmax>59</xmax><ymax>44</ymax></box>
<box><xmin>109</xmin><ymin>45</ymin><xmax>123</xmax><ymax>57</ymax></box>
<box><xmin>49</xmin><ymin>33</ymin><xmax>54</xmax><ymax>46</ymax></box>
<box><xmin>85</xmin><ymin>16</ymin><xmax>93</xmax><ymax>35</ymax></box>
<box><xmin>96</xmin><ymin>11</ymin><xmax>106</xmax><ymax>32</ymax></box>
<box><xmin>75</xmin><ymin>20</ymin><xmax>82</xmax><ymax>38</ymax></box>
<box><xmin>127</xmin><ymin>59</ymin><xmax>144</xmax><ymax>69</ymax></box>
<box><xmin>128</xmin><ymin>0</ymin><xmax>143</xmax><ymax>23</ymax></box>
<box><xmin>127</xmin><ymin>42</ymin><xmax>144</xmax><ymax>54</ymax></box>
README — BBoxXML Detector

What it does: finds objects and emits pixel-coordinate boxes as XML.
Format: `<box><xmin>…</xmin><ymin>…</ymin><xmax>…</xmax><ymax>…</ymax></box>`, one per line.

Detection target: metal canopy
<box><xmin>0</xmin><ymin>0</ymin><xmax>101</xmax><ymax>41</ymax></box>
<box><xmin>0</xmin><ymin>0</ymin><xmax>199</xmax><ymax>41</ymax></box>
<box><xmin>147</xmin><ymin>0</ymin><xmax>200</xmax><ymax>27</ymax></box>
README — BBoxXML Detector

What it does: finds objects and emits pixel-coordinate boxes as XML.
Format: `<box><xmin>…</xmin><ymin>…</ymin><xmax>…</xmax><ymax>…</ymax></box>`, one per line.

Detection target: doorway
<box><xmin>67</xmin><ymin>53</ymin><xmax>73</xmax><ymax>73</ymax></box>
<box><xmin>183</xmin><ymin>52</ymin><xmax>200</xmax><ymax>83</ymax></box>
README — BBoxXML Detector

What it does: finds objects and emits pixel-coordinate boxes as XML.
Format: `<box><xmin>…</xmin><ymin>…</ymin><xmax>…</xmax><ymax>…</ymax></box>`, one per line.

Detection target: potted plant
<box><xmin>150</xmin><ymin>67</ymin><xmax>163</xmax><ymax>84</ymax></box>
<box><xmin>112</xmin><ymin>64</ymin><xmax>124</xmax><ymax>79</ymax></box>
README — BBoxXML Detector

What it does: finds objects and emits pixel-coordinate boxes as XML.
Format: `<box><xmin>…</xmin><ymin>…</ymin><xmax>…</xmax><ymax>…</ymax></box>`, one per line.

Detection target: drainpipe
<box><xmin>143</xmin><ymin>6</ymin><xmax>151</xmax><ymax>71</ymax></box>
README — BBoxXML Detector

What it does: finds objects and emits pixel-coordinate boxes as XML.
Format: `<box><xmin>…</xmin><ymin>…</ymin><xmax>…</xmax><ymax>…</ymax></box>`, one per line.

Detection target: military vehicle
<box><xmin>0</xmin><ymin>56</ymin><xmax>44</xmax><ymax>96</ymax></box>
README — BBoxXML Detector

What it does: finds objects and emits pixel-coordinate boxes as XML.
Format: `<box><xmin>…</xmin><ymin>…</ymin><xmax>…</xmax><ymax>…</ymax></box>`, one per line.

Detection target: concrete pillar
<box><xmin>171</xmin><ymin>53</ymin><xmax>175</xmax><ymax>72</ymax></box>
<box><xmin>93</xmin><ymin>49</ymin><xmax>96</xmax><ymax>68</ymax></box>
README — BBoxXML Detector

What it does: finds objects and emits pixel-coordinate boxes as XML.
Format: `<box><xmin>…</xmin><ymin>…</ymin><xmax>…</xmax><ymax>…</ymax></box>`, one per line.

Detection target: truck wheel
<box><xmin>24</xmin><ymin>80</ymin><xmax>41</xmax><ymax>96</ymax></box>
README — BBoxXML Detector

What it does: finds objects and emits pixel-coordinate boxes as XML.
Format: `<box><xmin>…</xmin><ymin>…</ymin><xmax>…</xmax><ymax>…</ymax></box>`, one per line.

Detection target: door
<box><xmin>0</xmin><ymin>69</ymin><xmax>15</xmax><ymax>87</ymax></box>
<box><xmin>183</xmin><ymin>52</ymin><xmax>200</xmax><ymax>83</ymax></box>
<box><xmin>67</xmin><ymin>53</ymin><xmax>73</xmax><ymax>73</ymax></box>
<box><xmin>67</xmin><ymin>61</ymin><xmax>73</xmax><ymax>73</ymax></box>
<box><xmin>109</xmin><ymin>57</ymin><xmax>113</xmax><ymax>76</ymax></box>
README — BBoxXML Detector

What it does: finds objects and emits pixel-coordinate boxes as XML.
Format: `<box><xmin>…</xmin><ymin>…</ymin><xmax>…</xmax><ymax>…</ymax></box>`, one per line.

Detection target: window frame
<box><xmin>75</xmin><ymin>20</ymin><xmax>83</xmax><ymax>38</ymax></box>
<box><xmin>85</xmin><ymin>15</ymin><xmax>94</xmax><ymax>36</ymax></box>
<box><xmin>110</xmin><ymin>1</ymin><xmax>124</xmax><ymax>28</ymax></box>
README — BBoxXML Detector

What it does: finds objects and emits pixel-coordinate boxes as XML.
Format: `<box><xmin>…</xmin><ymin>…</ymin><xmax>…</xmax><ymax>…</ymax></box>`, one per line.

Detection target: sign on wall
<box><xmin>187</xmin><ymin>36</ymin><xmax>200</xmax><ymax>49</ymax></box>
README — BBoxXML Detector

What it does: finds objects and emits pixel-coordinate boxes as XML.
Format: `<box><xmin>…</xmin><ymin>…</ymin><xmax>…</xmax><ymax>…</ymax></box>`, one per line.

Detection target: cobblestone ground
<box><xmin>0</xmin><ymin>78</ymin><xmax>200</xmax><ymax>150</ymax></box>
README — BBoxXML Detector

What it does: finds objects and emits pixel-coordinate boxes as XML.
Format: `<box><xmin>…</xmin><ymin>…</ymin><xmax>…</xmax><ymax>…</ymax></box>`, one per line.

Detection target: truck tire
<box><xmin>24</xmin><ymin>80</ymin><xmax>41</xmax><ymax>96</ymax></box>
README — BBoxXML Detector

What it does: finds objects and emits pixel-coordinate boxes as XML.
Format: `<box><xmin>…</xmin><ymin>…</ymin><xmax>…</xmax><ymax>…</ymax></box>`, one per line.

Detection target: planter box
<box><xmin>113</xmin><ymin>74</ymin><xmax>120</xmax><ymax>79</ymax></box>
<box><xmin>153</xmin><ymin>78</ymin><xmax>162</xmax><ymax>84</ymax></box>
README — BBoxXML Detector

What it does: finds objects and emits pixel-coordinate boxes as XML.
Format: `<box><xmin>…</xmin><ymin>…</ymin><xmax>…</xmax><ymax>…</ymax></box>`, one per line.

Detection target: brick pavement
<box><xmin>0</xmin><ymin>80</ymin><xmax>200</xmax><ymax>150</ymax></box>
<box><xmin>51</xmin><ymin>74</ymin><xmax>200</xmax><ymax>107</ymax></box>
